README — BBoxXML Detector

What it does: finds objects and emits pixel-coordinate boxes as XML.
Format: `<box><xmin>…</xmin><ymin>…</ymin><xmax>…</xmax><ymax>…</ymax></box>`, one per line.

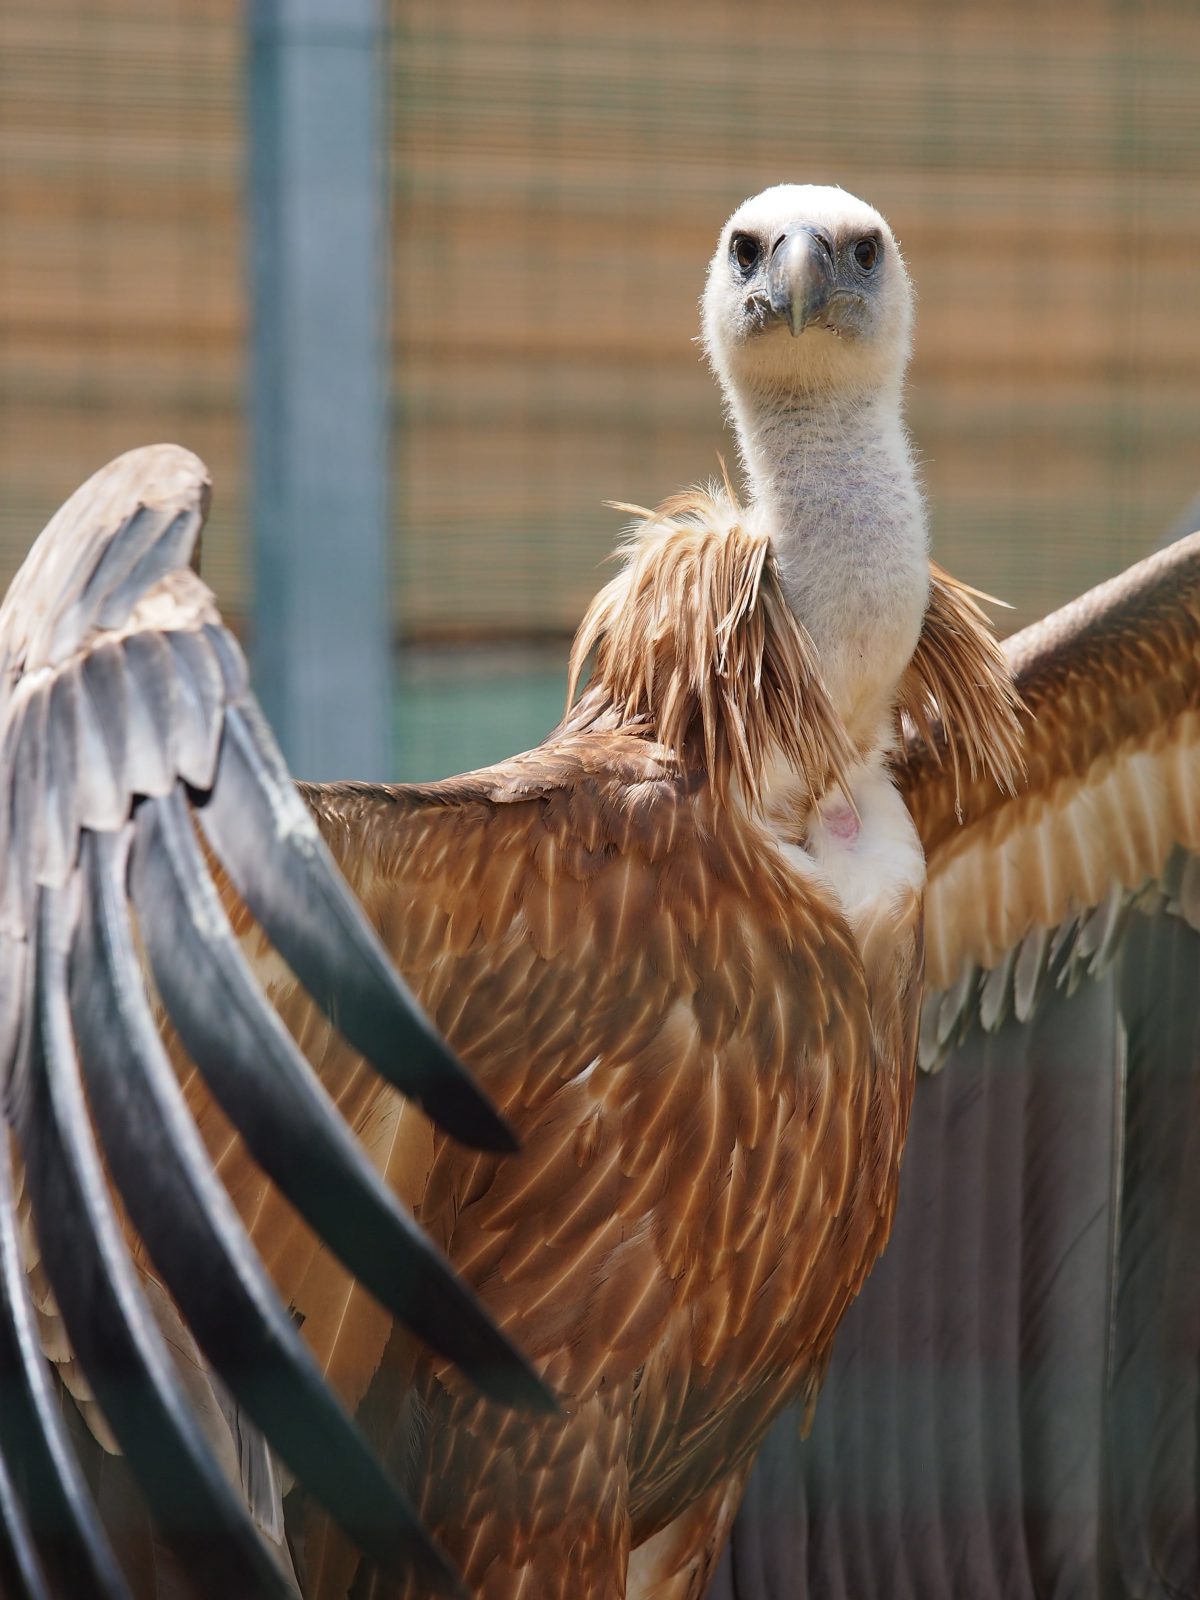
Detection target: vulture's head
<box><xmin>702</xmin><ymin>184</ymin><xmax>914</xmax><ymax>404</ymax></box>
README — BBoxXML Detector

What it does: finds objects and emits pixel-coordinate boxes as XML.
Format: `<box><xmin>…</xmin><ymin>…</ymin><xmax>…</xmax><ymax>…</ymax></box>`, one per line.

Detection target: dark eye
<box><xmin>731</xmin><ymin>234</ymin><xmax>761</xmax><ymax>275</ymax></box>
<box><xmin>853</xmin><ymin>236</ymin><xmax>880</xmax><ymax>272</ymax></box>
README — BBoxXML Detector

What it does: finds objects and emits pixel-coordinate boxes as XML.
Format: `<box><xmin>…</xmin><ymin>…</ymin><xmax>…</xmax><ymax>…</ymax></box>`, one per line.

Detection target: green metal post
<box><xmin>248</xmin><ymin>0</ymin><xmax>391</xmax><ymax>780</ymax></box>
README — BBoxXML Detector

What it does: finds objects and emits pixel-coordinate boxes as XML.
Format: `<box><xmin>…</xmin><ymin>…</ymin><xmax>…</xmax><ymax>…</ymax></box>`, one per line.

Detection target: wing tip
<box><xmin>106</xmin><ymin>442</ymin><xmax>210</xmax><ymax>498</ymax></box>
<box><xmin>482</xmin><ymin>1344</ymin><xmax>560</xmax><ymax>1417</ymax></box>
<box><xmin>57</xmin><ymin>444</ymin><xmax>213</xmax><ymax>533</ymax></box>
<box><xmin>434</xmin><ymin>1081</ymin><xmax>520</xmax><ymax>1155</ymax></box>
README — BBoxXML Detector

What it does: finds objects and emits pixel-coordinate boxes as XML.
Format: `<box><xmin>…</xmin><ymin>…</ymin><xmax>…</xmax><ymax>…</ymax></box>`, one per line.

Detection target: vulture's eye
<box><xmin>731</xmin><ymin>234</ymin><xmax>761</xmax><ymax>275</ymax></box>
<box><xmin>853</xmin><ymin>236</ymin><xmax>880</xmax><ymax>272</ymax></box>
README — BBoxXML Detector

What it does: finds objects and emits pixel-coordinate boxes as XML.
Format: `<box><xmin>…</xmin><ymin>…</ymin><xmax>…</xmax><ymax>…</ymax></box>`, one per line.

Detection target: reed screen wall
<box><xmin>3</xmin><ymin>1</ymin><xmax>1198</xmax><ymax>769</ymax></box>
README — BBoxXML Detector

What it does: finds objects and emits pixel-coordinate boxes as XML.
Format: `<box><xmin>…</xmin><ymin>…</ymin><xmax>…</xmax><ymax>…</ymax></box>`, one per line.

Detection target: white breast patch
<box><xmin>765</xmin><ymin>750</ymin><xmax>925</xmax><ymax>967</ymax></box>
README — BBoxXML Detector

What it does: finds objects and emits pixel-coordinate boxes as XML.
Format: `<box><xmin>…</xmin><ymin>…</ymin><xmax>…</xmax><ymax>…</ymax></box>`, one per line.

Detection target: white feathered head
<box><xmin>702</xmin><ymin>184</ymin><xmax>914</xmax><ymax>401</ymax></box>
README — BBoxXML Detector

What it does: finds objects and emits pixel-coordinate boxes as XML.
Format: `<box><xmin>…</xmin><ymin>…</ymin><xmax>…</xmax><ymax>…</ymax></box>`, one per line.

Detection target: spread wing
<box><xmin>903</xmin><ymin>529</ymin><xmax>1200</xmax><ymax>1065</ymax></box>
<box><xmin>0</xmin><ymin>447</ymin><xmax>548</xmax><ymax>1600</ymax></box>
<box><xmin>711</xmin><ymin>534</ymin><xmax>1200</xmax><ymax>1599</ymax></box>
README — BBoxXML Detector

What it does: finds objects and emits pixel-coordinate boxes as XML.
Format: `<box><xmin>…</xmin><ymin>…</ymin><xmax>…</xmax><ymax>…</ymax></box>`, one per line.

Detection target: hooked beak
<box><xmin>766</xmin><ymin>226</ymin><xmax>836</xmax><ymax>337</ymax></box>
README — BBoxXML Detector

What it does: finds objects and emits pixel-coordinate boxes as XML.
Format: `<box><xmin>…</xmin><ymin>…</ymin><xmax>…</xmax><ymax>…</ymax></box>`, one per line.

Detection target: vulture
<box><xmin>0</xmin><ymin>183</ymin><xmax>1196</xmax><ymax>1600</ymax></box>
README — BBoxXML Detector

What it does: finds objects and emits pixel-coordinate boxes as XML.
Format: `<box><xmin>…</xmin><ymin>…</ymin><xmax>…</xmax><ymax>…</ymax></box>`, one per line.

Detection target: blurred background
<box><xmin>2</xmin><ymin>0</ymin><xmax>1198</xmax><ymax>779</ymax></box>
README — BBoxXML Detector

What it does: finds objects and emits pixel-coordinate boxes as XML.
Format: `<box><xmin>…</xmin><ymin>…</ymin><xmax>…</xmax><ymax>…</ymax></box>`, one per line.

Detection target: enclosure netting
<box><xmin>3</xmin><ymin>0</ymin><xmax>1199</xmax><ymax>776</ymax></box>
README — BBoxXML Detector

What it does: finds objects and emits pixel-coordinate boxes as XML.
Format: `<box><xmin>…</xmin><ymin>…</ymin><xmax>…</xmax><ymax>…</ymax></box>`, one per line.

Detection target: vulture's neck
<box><xmin>732</xmin><ymin>381</ymin><xmax>929</xmax><ymax>754</ymax></box>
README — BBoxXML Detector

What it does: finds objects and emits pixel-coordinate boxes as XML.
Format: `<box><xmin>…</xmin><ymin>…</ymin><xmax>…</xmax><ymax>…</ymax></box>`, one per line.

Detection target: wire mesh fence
<box><xmin>3</xmin><ymin>0</ymin><xmax>1199</xmax><ymax>777</ymax></box>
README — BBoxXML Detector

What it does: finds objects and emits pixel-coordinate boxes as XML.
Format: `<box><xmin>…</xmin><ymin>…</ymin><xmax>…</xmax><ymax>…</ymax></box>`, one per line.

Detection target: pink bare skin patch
<box><xmin>824</xmin><ymin>803</ymin><xmax>860</xmax><ymax>844</ymax></box>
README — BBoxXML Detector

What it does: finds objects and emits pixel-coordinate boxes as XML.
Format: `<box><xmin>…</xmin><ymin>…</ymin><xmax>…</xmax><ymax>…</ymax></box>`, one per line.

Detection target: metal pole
<box><xmin>248</xmin><ymin>0</ymin><xmax>391</xmax><ymax>781</ymax></box>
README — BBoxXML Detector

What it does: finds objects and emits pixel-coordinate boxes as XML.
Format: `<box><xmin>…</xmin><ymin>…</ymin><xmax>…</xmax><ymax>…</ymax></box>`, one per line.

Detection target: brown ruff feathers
<box><xmin>896</xmin><ymin>561</ymin><xmax>1024</xmax><ymax>809</ymax></box>
<box><xmin>567</xmin><ymin>486</ymin><xmax>857</xmax><ymax>810</ymax></box>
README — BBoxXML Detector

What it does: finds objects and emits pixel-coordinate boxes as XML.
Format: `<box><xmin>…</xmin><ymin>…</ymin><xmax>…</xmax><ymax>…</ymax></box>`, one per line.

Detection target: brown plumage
<box><xmin>567</xmin><ymin>489</ymin><xmax>858</xmax><ymax>811</ymax></box>
<box><xmin>896</xmin><ymin>562</ymin><xmax>1024</xmax><ymax>809</ymax></box>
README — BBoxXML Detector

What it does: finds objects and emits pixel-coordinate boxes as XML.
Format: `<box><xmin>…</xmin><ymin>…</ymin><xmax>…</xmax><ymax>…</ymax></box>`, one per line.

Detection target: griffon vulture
<box><xmin>0</xmin><ymin>185</ymin><xmax>1195</xmax><ymax>1600</ymax></box>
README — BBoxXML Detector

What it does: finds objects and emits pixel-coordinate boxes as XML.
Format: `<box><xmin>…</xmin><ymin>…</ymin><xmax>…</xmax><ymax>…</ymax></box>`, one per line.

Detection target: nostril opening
<box><xmin>773</xmin><ymin>227</ymin><xmax>834</xmax><ymax>261</ymax></box>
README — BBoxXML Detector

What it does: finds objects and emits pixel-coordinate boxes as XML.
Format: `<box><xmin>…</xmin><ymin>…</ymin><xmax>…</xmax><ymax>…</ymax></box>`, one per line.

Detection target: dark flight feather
<box><xmin>0</xmin><ymin>445</ymin><xmax>546</xmax><ymax>1596</ymax></box>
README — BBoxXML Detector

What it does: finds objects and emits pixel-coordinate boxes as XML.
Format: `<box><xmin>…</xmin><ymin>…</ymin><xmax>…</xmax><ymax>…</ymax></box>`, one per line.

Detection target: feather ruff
<box><xmin>567</xmin><ymin>486</ymin><xmax>857</xmax><ymax>813</ymax></box>
<box><xmin>895</xmin><ymin>561</ymin><xmax>1024</xmax><ymax>810</ymax></box>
